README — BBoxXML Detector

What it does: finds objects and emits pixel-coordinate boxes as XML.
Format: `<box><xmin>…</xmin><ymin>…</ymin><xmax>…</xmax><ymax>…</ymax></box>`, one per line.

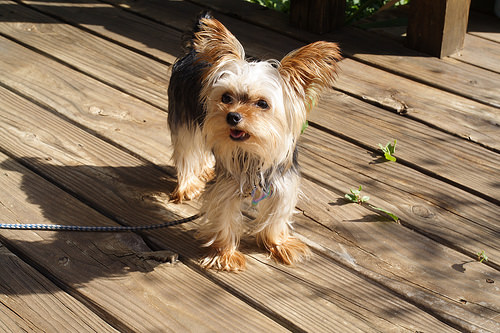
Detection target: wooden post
<box><xmin>290</xmin><ymin>0</ymin><xmax>346</xmax><ymax>34</ymax></box>
<box><xmin>406</xmin><ymin>0</ymin><xmax>471</xmax><ymax>58</ymax></box>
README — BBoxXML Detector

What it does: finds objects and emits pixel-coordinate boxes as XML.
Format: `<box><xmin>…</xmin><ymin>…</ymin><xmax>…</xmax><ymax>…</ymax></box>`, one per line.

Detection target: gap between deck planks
<box><xmin>0</xmin><ymin>243</ymin><xmax>118</xmax><ymax>332</ymax></box>
<box><xmin>186</xmin><ymin>0</ymin><xmax>500</xmax><ymax>108</ymax></box>
<box><xmin>0</xmin><ymin>152</ymin><xmax>289</xmax><ymax>332</ymax></box>
<box><xmin>13</xmin><ymin>0</ymin><xmax>500</xmax><ymax>152</ymax></box>
<box><xmin>0</xmin><ymin>2</ymin><xmax>498</xmax><ymax>267</ymax></box>
<box><xmin>2</xmin><ymin>0</ymin><xmax>500</xmax><ymax>202</ymax></box>
<box><xmin>0</xmin><ymin>36</ymin><xmax>497</xmax><ymax>332</ymax></box>
<box><xmin>0</xmin><ymin>84</ymin><xmax>461</xmax><ymax>332</ymax></box>
<box><xmin>0</xmin><ymin>0</ymin><xmax>498</xmax><ymax>330</ymax></box>
<box><xmin>11</xmin><ymin>1</ymin><xmax>500</xmax><ymax>151</ymax></box>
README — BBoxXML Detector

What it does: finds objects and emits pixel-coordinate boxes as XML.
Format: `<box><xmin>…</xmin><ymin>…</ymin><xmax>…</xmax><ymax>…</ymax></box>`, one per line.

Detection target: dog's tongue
<box><xmin>230</xmin><ymin>129</ymin><xmax>246</xmax><ymax>139</ymax></box>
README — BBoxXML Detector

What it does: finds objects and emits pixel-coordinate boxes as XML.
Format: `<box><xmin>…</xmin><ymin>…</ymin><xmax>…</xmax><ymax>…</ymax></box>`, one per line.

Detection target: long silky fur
<box><xmin>167</xmin><ymin>13</ymin><xmax>341</xmax><ymax>271</ymax></box>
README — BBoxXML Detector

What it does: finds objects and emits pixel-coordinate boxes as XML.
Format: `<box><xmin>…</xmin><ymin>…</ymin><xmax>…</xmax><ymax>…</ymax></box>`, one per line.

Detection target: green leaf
<box><xmin>361</xmin><ymin>195</ymin><xmax>370</xmax><ymax>202</ymax></box>
<box><xmin>345</xmin><ymin>193</ymin><xmax>357</xmax><ymax>202</ymax></box>
<box><xmin>378</xmin><ymin>139</ymin><xmax>397</xmax><ymax>162</ymax></box>
<box><xmin>388</xmin><ymin>139</ymin><xmax>397</xmax><ymax>154</ymax></box>
<box><xmin>477</xmin><ymin>250</ymin><xmax>488</xmax><ymax>263</ymax></box>
<box><xmin>370</xmin><ymin>205</ymin><xmax>400</xmax><ymax>223</ymax></box>
<box><xmin>384</xmin><ymin>152</ymin><xmax>397</xmax><ymax>162</ymax></box>
<box><xmin>301</xmin><ymin>120</ymin><xmax>309</xmax><ymax>134</ymax></box>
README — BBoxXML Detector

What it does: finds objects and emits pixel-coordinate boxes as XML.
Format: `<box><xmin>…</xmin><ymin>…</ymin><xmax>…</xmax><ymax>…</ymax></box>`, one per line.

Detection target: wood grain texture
<box><xmin>0</xmin><ymin>35</ymin><xmax>173</xmax><ymax>169</ymax></box>
<box><xmin>0</xmin><ymin>77</ymin><xmax>457</xmax><ymax>333</ymax></box>
<box><xmin>334</xmin><ymin>58</ymin><xmax>500</xmax><ymax>151</ymax></box>
<box><xmin>22</xmin><ymin>0</ymin><xmax>182</xmax><ymax>64</ymax></box>
<box><xmin>450</xmin><ymin>34</ymin><xmax>500</xmax><ymax>73</ymax></box>
<box><xmin>310</xmin><ymin>91</ymin><xmax>500</xmax><ymax>203</ymax></box>
<box><xmin>0</xmin><ymin>0</ymin><xmax>170</xmax><ymax>110</ymax></box>
<box><xmin>0</xmin><ymin>244</ymin><xmax>118</xmax><ymax>332</ymax></box>
<box><xmin>299</xmin><ymin>128</ymin><xmax>500</xmax><ymax>264</ymax></box>
<box><xmin>0</xmin><ymin>152</ymin><xmax>287</xmax><ymax>333</ymax></box>
<box><xmin>187</xmin><ymin>0</ymin><xmax>500</xmax><ymax>107</ymax></box>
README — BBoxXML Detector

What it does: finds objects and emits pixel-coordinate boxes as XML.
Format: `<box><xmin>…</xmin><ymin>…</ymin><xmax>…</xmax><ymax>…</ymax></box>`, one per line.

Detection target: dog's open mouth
<box><xmin>229</xmin><ymin>129</ymin><xmax>250</xmax><ymax>141</ymax></box>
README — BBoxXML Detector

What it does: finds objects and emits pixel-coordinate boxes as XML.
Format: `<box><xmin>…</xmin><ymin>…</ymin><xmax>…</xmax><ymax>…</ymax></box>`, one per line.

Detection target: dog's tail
<box><xmin>182</xmin><ymin>11</ymin><xmax>214</xmax><ymax>52</ymax></box>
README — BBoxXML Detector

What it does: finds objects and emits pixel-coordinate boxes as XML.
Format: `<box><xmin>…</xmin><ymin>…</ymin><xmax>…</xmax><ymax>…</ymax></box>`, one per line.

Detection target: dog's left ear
<box><xmin>279</xmin><ymin>41</ymin><xmax>342</xmax><ymax>113</ymax></box>
<box><xmin>193</xmin><ymin>15</ymin><xmax>245</xmax><ymax>65</ymax></box>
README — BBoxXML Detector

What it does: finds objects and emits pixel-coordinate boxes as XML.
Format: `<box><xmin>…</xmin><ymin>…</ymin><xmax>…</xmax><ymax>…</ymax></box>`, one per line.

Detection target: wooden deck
<box><xmin>0</xmin><ymin>0</ymin><xmax>499</xmax><ymax>331</ymax></box>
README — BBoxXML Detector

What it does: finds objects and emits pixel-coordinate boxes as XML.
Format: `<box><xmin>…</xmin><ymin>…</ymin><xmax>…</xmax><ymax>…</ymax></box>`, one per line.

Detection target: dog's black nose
<box><xmin>226</xmin><ymin>112</ymin><xmax>242</xmax><ymax>126</ymax></box>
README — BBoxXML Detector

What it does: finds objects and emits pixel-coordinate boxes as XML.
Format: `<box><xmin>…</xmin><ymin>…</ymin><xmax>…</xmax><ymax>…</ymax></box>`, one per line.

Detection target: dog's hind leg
<box><xmin>170</xmin><ymin>124</ymin><xmax>214</xmax><ymax>203</ymax></box>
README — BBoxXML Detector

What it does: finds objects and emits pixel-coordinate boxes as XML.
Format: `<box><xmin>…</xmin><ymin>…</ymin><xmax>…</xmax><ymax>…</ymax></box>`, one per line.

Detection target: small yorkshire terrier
<box><xmin>168</xmin><ymin>13</ymin><xmax>341</xmax><ymax>271</ymax></box>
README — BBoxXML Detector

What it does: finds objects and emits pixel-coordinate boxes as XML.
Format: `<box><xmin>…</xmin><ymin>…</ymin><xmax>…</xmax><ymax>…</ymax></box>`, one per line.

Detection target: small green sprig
<box><xmin>477</xmin><ymin>250</ymin><xmax>489</xmax><ymax>263</ymax></box>
<box><xmin>345</xmin><ymin>186</ymin><xmax>400</xmax><ymax>223</ymax></box>
<box><xmin>378</xmin><ymin>139</ymin><xmax>397</xmax><ymax>162</ymax></box>
<box><xmin>301</xmin><ymin>120</ymin><xmax>309</xmax><ymax>134</ymax></box>
<box><xmin>345</xmin><ymin>185</ymin><xmax>370</xmax><ymax>204</ymax></box>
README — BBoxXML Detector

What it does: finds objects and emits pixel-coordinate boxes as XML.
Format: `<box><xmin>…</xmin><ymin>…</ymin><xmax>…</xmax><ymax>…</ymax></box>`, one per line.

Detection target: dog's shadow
<box><xmin>0</xmin><ymin>157</ymin><xmax>206</xmax><ymax>295</ymax></box>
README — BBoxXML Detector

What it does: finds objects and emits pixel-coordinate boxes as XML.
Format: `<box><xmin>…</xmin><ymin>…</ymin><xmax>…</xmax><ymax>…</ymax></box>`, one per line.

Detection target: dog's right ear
<box><xmin>193</xmin><ymin>14</ymin><xmax>245</xmax><ymax>65</ymax></box>
<box><xmin>279</xmin><ymin>41</ymin><xmax>341</xmax><ymax>114</ymax></box>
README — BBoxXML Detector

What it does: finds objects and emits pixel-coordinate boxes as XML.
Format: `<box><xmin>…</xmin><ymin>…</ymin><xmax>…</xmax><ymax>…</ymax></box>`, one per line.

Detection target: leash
<box><xmin>2</xmin><ymin>183</ymin><xmax>274</xmax><ymax>232</ymax></box>
<box><xmin>0</xmin><ymin>214</ymin><xmax>200</xmax><ymax>232</ymax></box>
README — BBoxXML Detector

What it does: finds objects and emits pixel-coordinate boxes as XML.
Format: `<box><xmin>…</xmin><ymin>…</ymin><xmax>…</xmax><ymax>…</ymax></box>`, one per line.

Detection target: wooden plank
<box><xmin>92</xmin><ymin>0</ymin><xmax>500</xmax><ymax>200</ymax></box>
<box><xmin>406</xmin><ymin>0</ymin><xmax>471</xmax><ymax>58</ymax></box>
<box><xmin>290</xmin><ymin>0</ymin><xmax>346</xmax><ymax>34</ymax></box>
<box><xmin>468</xmin><ymin>11</ymin><xmax>500</xmax><ymax>43</ymax></box>
<box><xmin>450</xmin><ymin>34</ymin><xmax>500</xmax><ymax>73</ymax></box>
<box><xmin>0</xmin><ymin>35</ymin><xmax>173</xmax><ymax>169</ymax></box>
<box><xmin>310</xmin><ymin>91</ymin><xmax>500</xmax><ymax>203</ymax></box>
<box><xmin>354</xmin><ymin>16</ymin><xmax>500</xmax><ymax>75</ymax></box>
<box><xmin>292</xmin><ymin>133</ymin><xmax>500</xmax><ymax>330</ymax></box>
<box><xmin>335</xmin><ymin>28</ymin><xmax>500</xmax><ymax>109</ymax></box>
<box><xmin>20</xmin><ymin>0</ymin><xmax>182</xmax><ymax>64</ymax></box>
<box><xmin>333</xmin><ymin>58</ymin><xmax>500</xmax><ymax>151</ymax></box>
<box><xmin>35</xmin><ymin>0</ymin><xmax>499</xmax><ymax>152</ymax></box>
<box><xmin>187</xmin><ymin>0</ymin><xmax>500</xmax><ymax>108</ymax></box>
<box><xmin>299</xmin><ymin>126</ymin><xmax>500</xmax><ymax>269</ymax></box>
<box><xmin>0</xmin><ymin>0</ymin><xmax>170</xmax><ymax>110</ymax></box>
<box><xmin>0</xmin><ymin>148</ymin><xmax>287</xmax><ymax>332</ymax></box>
<box><xmin>0</xmin><ymin>243</ymin><xmax>118</xmax><ymax>332</ymax></box>
<box><xmin>0</xmin><ymin>66</ymin><xmax>458</xmax><ymax>333</ymax></box>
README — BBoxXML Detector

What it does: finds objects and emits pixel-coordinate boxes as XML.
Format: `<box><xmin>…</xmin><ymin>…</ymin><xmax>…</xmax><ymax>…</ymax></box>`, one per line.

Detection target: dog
<box><xmin>167</xmin><ymin>13</ymin><xmax>341</xmax><ymax>271</ymax></box>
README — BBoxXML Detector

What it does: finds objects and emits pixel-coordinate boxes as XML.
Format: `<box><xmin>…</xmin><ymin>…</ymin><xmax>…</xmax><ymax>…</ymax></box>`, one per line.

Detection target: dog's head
<box><xmin>194</xmin><ymin>15</ymin><xmax>341</xmax><ymax>171</ymax></box>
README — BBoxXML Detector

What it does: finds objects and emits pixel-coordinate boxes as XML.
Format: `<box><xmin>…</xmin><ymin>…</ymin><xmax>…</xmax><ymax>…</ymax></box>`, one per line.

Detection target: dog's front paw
<box><xmin>170</xmin><ymin>177</ymin><xmax>205</xmax><ymax>203</ymax></box>
<box><xmin>265</xmin><ymin>237</ymin><xmax>311</xmax><ymax>265</ymax></box>
<box><xmin>200</xmin><ymin>248</ymin><xmax>246</xmax><ymax>272</ymax></box>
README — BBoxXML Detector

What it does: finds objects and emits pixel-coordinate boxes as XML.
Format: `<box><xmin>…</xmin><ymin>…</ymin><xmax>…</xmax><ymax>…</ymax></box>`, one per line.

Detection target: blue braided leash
<box><xmin>0</xmin><ymin>214</ymin><xmax>200</xmax><ymax>232</ymax></box>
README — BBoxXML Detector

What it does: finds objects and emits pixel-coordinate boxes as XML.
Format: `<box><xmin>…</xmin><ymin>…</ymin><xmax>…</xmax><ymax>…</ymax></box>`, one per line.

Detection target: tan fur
<box><xmin>200</xmin><ymin>248</ymin><xmax>246</xmax><ymax>272</ymax></box>
<box><xmin>280</xmin><ymin>41</ymin><xmax>342</xmax><ymax>114</ymax></box>
<box><xmin>169</xmin><ymin>16</ymin><xmax>341</xmax><ymax>271</ymax></box>
<box><xmin>260</xmin><ymin>236</ymin><xmax>311</xmax><ymax>265</ymax></box>
<box><xmin>170</xmin><ymin>125</ymin><xmax>214</xmax><ymax>203</ymax></box>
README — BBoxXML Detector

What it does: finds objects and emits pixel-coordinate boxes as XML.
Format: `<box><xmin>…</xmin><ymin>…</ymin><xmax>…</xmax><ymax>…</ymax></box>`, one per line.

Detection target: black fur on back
<box><xmin>167</xmin><ymin>11</ymin><xmax>213</xmax><ymax>132</ymax></box>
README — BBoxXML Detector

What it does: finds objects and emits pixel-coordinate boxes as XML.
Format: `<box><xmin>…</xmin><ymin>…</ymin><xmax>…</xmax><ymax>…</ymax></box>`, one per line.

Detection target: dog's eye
<box><xmin>221</xmin><ymin>93</ymin><xmax>233</xmax><ymax>104</ymax></box>
<box><xmin>256</xmin><ymin>99</ymin><xmax>269</xmax><ymax>109</ymax></box>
